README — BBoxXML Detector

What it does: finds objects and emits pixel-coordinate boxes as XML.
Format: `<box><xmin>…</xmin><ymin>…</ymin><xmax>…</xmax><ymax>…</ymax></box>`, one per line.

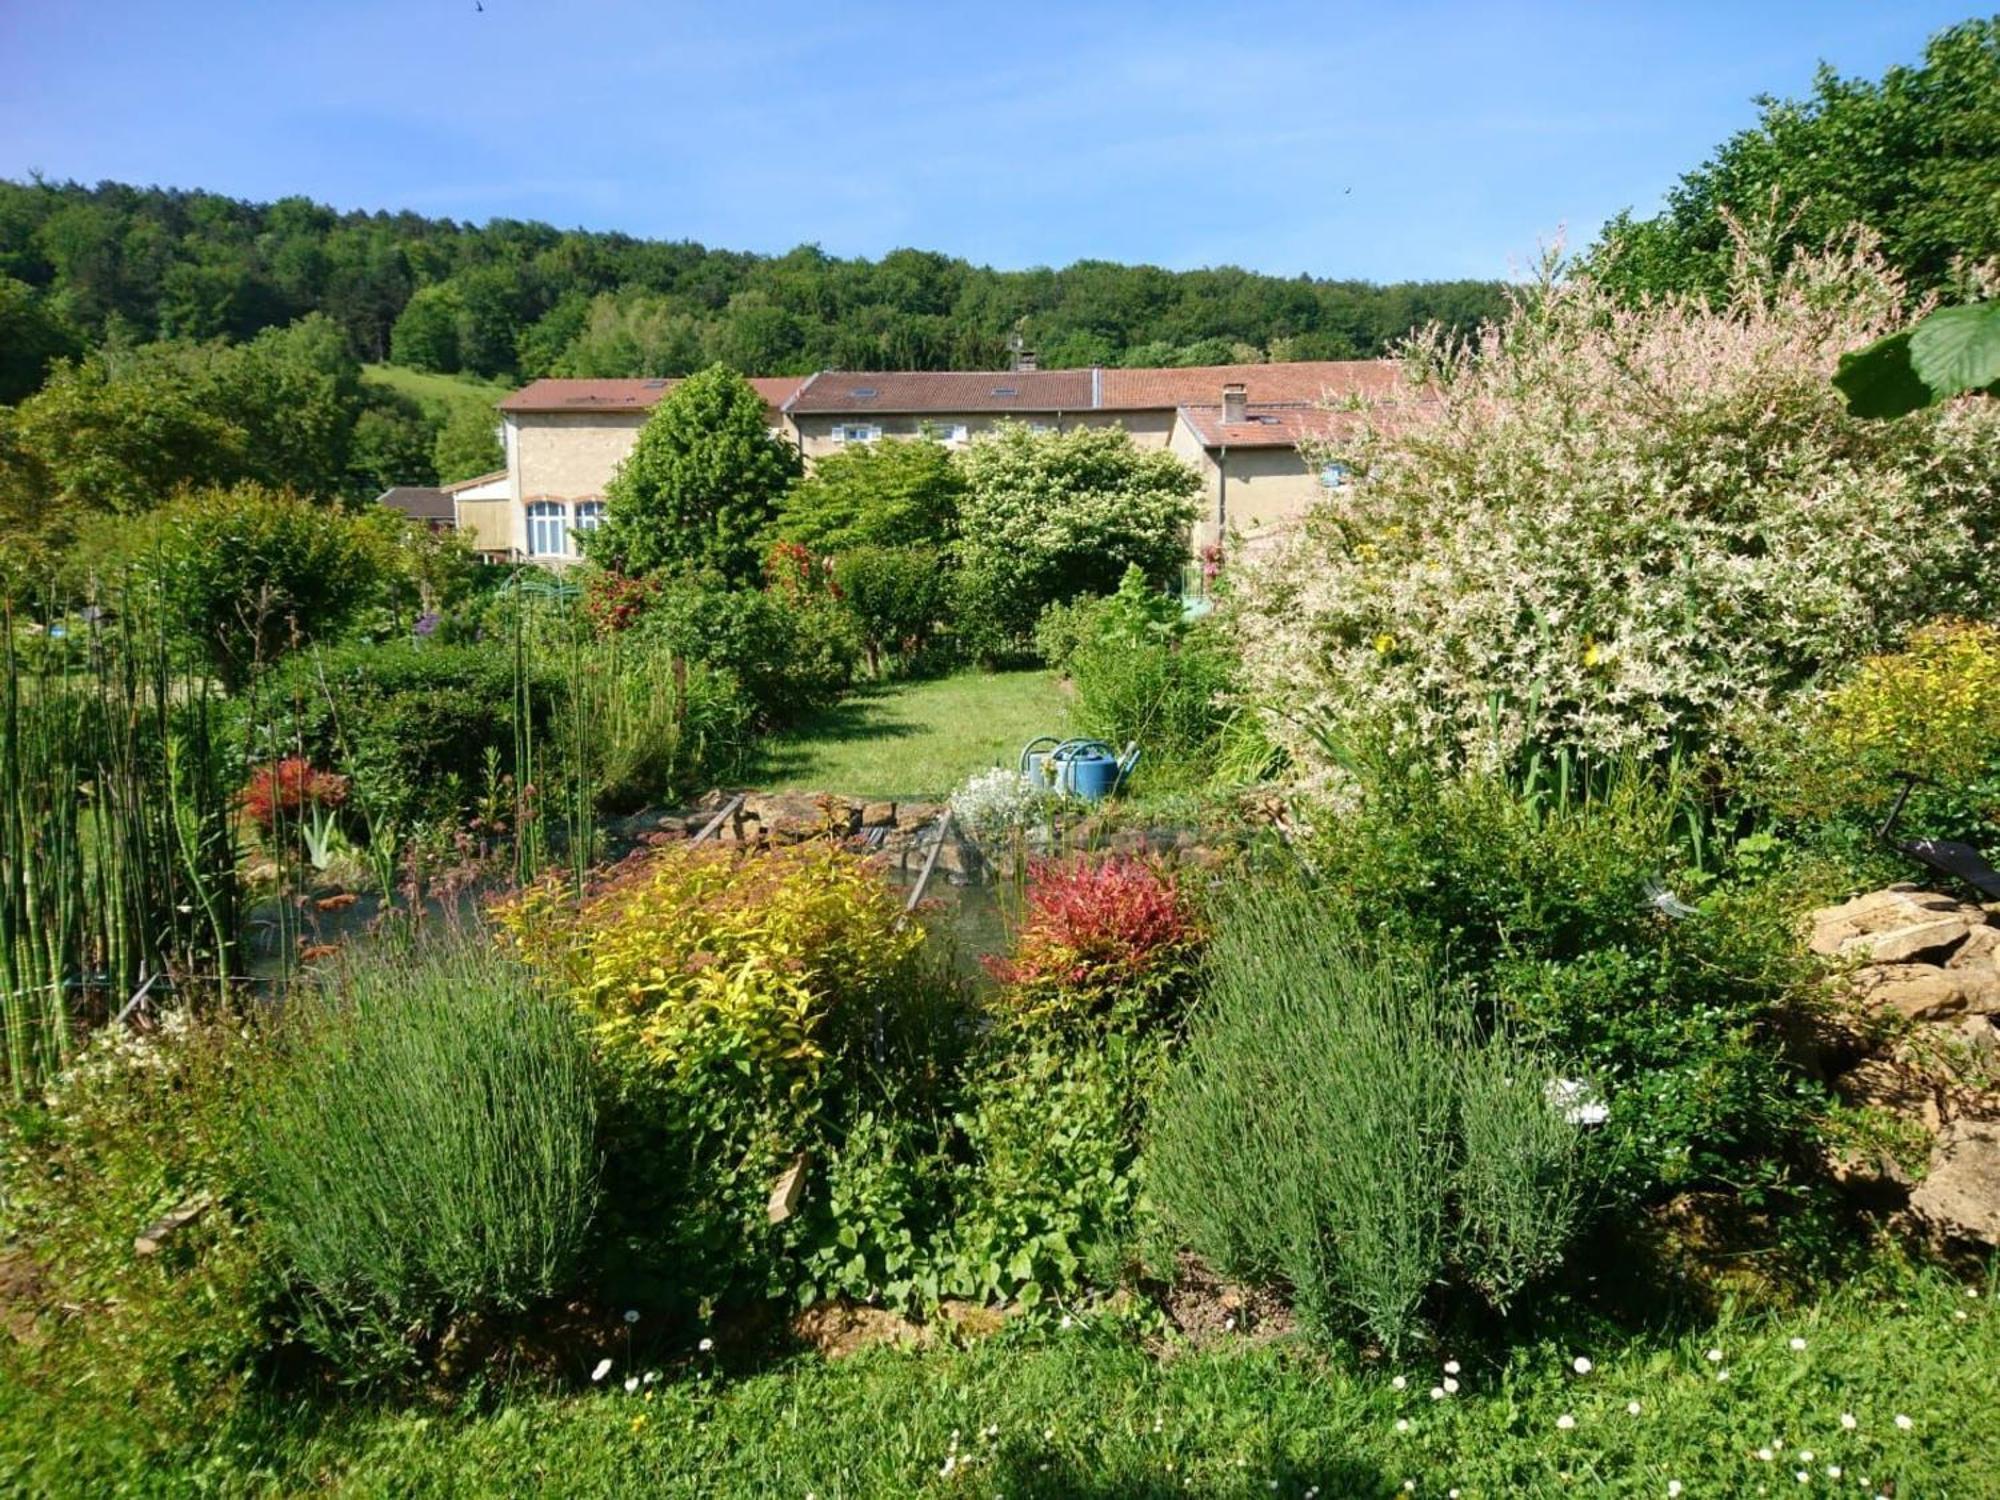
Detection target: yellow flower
<box><xmin>1373</xmin><ymin>633</ymin><xmax>1396</xmax><ymax>655</ymax></box>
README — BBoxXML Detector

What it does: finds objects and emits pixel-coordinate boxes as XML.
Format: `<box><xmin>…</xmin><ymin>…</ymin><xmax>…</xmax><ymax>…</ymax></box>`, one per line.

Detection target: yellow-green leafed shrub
<box><xmin>500</xmin><ymin>841</ymin><xmax>944</xmax><ymax>1314</ymax></box>
<box><xmin>504</xmin><ymin>841</ymin><xmax>922</xmax><ymax>1089</ymax></box>
<box><xmin>1818</xmin><ymin>621</ymin><xmax>2000</xmax><ymax>793</ymax></box>
<box><xmin>1748</xmin><ymin>620</ymin><xmax>2000</xmax><ymax>848</ymax></box>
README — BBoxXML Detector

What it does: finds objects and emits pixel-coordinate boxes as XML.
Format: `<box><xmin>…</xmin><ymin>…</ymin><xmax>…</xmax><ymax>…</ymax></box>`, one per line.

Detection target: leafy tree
<box><xmin>124</xmin><ymin>484</ymin><xmax>390</xmax><ymax>689</ymax></box>
<box><xmin>216</xmin><ymin>314</ymin><xmax>365</xmax><ymax>498</ymax></box>
<box><xmin>1594</xmin><ymin>18</ymin><xmax>2000</xmax><ymax>300</ymax></box>
<box><xmin>555</xmin><ymin>290</ymin><xmax>706</xmax><ymax>378</ymax></box>
<box><xmin>11</xmin><ymin>315</ymin><xmax>367</xmax><ymax>514</ymax></box>
<box><xmin>347</xmin><ymin>392</ymin><xmax>439</xmax><ymax>493</ymax></box>
<box><xmin>0</xmin><ymin>276</ymin><xmax>76</xmax><ymax>403</ymax></box>
<box><xmin>12</xmin><ymin>353</ymin><xmax>250</xmax><ymax>513</ymax></box>
<box><xmin>772</xmin><ymin>436</ymin><xmax>964</xmax><ymax>552</ymax></box>
<box><xmin>832</xmin><ymin>544</ymin><xmax>951</xmax><ymax>674</ymax></box>
<box><xmin>389</xmin><ymin>284</ymin><xmax>462</xmax><ymax>371</ymax></box>
<box><xmin>952</xmin><ymin>423</ymin><xmax>1200</xmax><ymax>661</ymax></box>
<box><xmin>594</xmin><ymin>364</ymin><xmax>801</xmax><ymax>581</ymax></box>
<box><xmin>431</xmin><ymin>402</ymin><xmax>503</xmax><ymax>484</ymax></box>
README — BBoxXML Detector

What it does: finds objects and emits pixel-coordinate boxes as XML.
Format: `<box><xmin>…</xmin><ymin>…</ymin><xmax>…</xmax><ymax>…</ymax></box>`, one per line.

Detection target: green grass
<box><xmin>749</xmin><ymin>669</ymin><xmax>1071</xmax><ymax>799</ymax></box>
<box><xmin>4</xmin><ymin>1260</ymin><xmax>1992</xmax><ymax>1496</ymax></box>
<box><xmin>361</xmin><ymin>362</ymin><xmax>513</xmax><ymax>417</ymax></box>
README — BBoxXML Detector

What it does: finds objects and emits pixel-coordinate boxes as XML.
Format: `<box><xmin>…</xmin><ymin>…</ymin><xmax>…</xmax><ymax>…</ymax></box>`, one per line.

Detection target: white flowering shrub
<box><xmin>1234</xmin><ymin>241</ymin><xmax>2000</xmax><ymax>780</ymax></box>
<box><xmin>949</xmin><ymin>765</ymin><xmax>1068</xmax><ymax>845</ymax></box>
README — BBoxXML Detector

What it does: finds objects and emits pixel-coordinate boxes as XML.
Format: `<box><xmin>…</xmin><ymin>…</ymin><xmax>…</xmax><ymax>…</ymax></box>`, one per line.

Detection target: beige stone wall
<box><xmin>514</xmin><ymin>411</ymin><xmax>650</xmax><ymax>501</ymax></box>
<box><xmin>1217</xmin><ymin>448</ymin><xmax>1324</xmax><ymax>543</ymax></box>
<box><xmin>1169</xmin><ymin>419</ymin><xmax>1323</xmax><ymax>551</ymax></box>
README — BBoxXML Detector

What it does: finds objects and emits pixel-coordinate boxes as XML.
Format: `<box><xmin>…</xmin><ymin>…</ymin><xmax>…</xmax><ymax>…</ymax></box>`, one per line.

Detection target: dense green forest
<box><xmin>0</xmin><ymin>175</ymin><xmax>1507</xmax><ymax>399</ymax></box>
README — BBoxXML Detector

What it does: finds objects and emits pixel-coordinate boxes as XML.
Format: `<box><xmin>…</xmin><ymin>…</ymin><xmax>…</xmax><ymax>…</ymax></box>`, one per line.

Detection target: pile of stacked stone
<box><xmin>1808</xmin><ymin>885</ymin><xmax>2000</xmax><ymax>1249</ymax></box>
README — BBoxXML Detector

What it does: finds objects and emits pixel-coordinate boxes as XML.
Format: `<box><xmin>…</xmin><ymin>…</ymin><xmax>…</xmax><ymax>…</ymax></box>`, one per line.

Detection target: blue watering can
<box><xmin>1019</xmin><ymin>737</ymin><xmax>1140</xmax><ymax>802</ymax></box>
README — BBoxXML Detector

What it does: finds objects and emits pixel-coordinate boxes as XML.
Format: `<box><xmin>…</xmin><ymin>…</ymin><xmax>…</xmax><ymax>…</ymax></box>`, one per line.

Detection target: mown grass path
<box><xmin>750</xmin><ymin>669</ymin><xmax>1070</xmax><ymax>800</ymax></box>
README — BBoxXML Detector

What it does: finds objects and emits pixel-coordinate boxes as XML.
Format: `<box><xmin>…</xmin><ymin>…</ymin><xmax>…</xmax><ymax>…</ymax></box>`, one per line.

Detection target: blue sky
<box><xmin>0</xmin><ymin>1</ymin><xmax>1976</xmax><ymax>281</ymax></box>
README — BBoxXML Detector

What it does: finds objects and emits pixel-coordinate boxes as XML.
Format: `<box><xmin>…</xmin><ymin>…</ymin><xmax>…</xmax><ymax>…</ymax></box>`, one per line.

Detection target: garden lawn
<box><xmin>750</xmin><ymin>669</ymin><xmax>1069</xmax><ymax>799</ymax></box>
<box><xmin>4</xmin><ymin>1261</ymin><xmax>1992</xmax><ymax>1497</ymax></box>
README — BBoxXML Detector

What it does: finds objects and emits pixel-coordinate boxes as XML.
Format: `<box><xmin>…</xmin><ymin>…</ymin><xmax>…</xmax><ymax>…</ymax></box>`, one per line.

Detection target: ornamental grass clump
<box><xmin>1236</xmin><ymin>238</ymin><xmax>2000</xmax><ymax>783</ymax></box>
<box><xmin>248</xmin><ymin>935</ymin><xmax>598</xmax><ymax>1379</ymax></box>
<box><xmin>1148</xmin><ymin>878</ymin><xmax>1588</xmax><ymax>1354</ymax></box>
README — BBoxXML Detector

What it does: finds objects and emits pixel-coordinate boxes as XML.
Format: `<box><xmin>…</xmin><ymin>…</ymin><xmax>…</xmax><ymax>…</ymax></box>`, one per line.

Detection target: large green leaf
<box><xmin>1908</xmin><ymin>302</ymin><xmax>2000</xmax><ymax>399</ymax></box>
<box><xmin>1832</xmin><ymin>329</ymin><xmax>1932</xmax><ymax>419</ymax></box>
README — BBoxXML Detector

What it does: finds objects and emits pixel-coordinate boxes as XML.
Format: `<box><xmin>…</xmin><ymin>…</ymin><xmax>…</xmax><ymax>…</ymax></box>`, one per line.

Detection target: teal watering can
<box><xmin>1019</xmin><ymin>737</ymin><xmax>1140</xmax><ymax>802</ymax></box>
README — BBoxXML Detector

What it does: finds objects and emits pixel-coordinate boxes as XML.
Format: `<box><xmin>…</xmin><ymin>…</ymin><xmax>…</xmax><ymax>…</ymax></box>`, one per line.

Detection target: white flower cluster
<box><xmin>948</xmin><ymin>765</ymin><xmax>1068</xmax><ymax>845</ymax></box>
<box><xmin>1234</xmin><ymin>240</ymin><xmax>2000</xmax><ymax>786</ymax></box>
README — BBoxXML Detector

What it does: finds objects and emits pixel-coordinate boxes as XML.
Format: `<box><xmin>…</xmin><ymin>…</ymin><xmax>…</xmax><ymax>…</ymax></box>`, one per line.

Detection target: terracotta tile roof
<box><xmin>785</xmin><ymin>369</ymin><xmax>1094</xmax><ymax>414</ymax></box>
<box><xmin>1175</xmin><ymin>404</ymin><xmax>1355</xmax><ymax>450</ymax></box>
<box><xmin>496</xmin><ymin>377</ymin><xmax>804</xmax><ymax>415</ymax></box>
<box><xmin>374</xmin><ymin>486</ymin><xmax>456</xmax><ymax>522</ymax></box>
<box><xmin>1177</xmin><ymin>395</ymin><xmax>1435</xmax><ymax>450</ymax></box>
<box><xmin>1100</xmin><ymin>360</ymin><xmax>1400</xmax><ymax>409</ymax></box>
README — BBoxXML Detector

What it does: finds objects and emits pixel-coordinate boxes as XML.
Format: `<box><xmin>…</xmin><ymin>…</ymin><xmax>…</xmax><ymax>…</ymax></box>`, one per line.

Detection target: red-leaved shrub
<box><xmin>985</xmin><ymin>853</ymin><xmax>1204</xmax><ymax>1032</ymax></box>
<box><xmin>240</xmin><ymin>756</ymin><xmax>349</xmax><ymax>835</ymax></box>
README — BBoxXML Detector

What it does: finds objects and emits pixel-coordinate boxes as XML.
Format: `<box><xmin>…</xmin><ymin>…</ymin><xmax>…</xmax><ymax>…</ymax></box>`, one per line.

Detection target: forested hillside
<box><xmin>0</xmin><ymin>177</ymin><xmax>1506</xmax><ymax>399</ymax></box>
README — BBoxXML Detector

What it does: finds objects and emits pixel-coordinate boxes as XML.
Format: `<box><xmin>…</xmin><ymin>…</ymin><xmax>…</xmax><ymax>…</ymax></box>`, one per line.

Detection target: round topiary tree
<box><xmin>592</xmin><ymin>364</ymin><xmax>802</xmax><ymax>583</ymax></box>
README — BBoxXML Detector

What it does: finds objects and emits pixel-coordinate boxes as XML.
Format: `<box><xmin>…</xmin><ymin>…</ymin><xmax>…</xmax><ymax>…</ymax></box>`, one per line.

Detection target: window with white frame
<box><xmin>1318</xmin><ymin>461</ymin><xmax>1352</xmax><ymax>490</ymax></box>
<box><xmin>573</xmin><ymin>501</ymin><xmax>606</xmax><ymax>540</ymax></box>
<box><xmin>1027</xmin><ymin>421</ymin><xmax>1056</xmax><ymax>435</ymax></box>
<box><xmin>526</xmin><ymin>500</ymin><xmax>569</xmax><ymax>556</ymax></box>
<box><xmin>830</xmin><ymin>423</ymin><xmax>881</xmax><ymax>445</ymax></box>
<box><xmin>920</xmin><ymin>420</ymin><xmax>968</xmax><ymax>444</ymax></box>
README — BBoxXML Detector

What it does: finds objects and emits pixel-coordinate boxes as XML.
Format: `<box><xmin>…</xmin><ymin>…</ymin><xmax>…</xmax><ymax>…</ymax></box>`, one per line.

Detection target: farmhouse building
<box><xmin>468</xmin><ymin>360</ymin><xmax>1405</xmax><ymax>563</ymax></box>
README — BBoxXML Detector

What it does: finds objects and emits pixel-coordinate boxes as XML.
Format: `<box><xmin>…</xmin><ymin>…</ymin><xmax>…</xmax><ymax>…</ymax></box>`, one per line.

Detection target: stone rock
<box><xmin>1958</xmin><ymin>1015</ymin><xmax>1999</xmax><ymax>1053</ymax></box>
<box><xmin>1808</xmin><ymin>888</ymin><xmax>1964</xmax><ymax>956</ymax></box>
<box><xmin>1838</xmin><ymin>914</ymin><xmax>1974</xmax><ymax>966</ymax></box>
<box><xmin>1834</xmin><ymin>1057</ymin><xmax>1943</xmax><ymax>1136</ymax></box>
<box><xmin>1947</xmin><ymin>921</ymin><xmax>2000</xmax><ymax>971</ymax></box>
<box><xmin>860</xmin><ymin>801</ymin><xmax>898</xmax><ymax>829</ymax></box>
<box><xmin>1854</xmin><ymin>962</ymin><xmax>2000</xmax><ymax>1021</ymax></box>
<box><xmin>1909</xmin><ymin>1120</ymin><xmax>2000</xmax><ymax>1248</ymax></box>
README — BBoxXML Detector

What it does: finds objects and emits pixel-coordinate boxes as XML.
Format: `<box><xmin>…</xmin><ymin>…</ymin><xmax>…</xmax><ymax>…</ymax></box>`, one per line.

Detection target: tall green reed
<box><xmin>0</xmin><ymin>583</ymin><xmax>239</xmax><ymax>1100</ymax></box>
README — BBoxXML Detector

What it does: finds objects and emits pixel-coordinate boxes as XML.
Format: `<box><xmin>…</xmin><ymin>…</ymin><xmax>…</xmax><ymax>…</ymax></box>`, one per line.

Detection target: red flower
<box><xmin>240</xmin><ymin>757</ymin><xmax>349</xmax><ymax>835</ymax></box>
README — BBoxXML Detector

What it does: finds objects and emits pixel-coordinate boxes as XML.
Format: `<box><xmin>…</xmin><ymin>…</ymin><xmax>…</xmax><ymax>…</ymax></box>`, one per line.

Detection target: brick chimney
<box><xmin>1221</xmin><ymin>382</ymin><xmax>1247</xmax><ymax>424</ymax></box>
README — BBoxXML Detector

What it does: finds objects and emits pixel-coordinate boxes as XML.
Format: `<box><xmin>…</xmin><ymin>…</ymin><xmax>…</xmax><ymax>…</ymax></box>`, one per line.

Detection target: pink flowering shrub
<box><xmin>1235</xmin><ymin>238</ymin><xmax>2000</xmax><ymax>783</ymax></box>
<box><xmin>986</xmin><ymin>853</ymin><xmax>1204</xmax><ymax>1033</ymax></box>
